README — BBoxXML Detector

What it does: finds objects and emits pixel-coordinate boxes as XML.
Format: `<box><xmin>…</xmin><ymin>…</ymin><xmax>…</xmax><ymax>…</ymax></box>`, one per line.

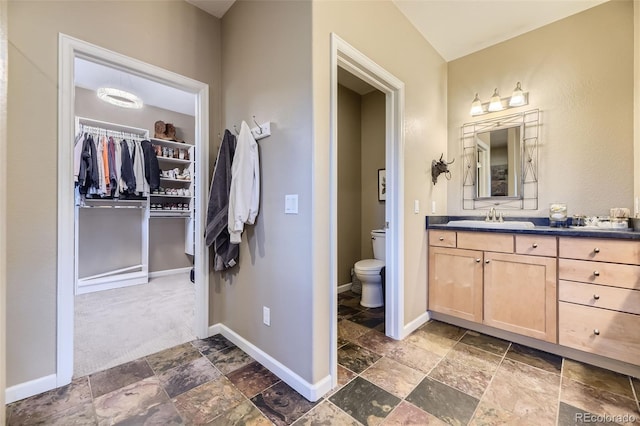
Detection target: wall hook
<box><xmin>233</xmin><ymin>125</ymin><xmax>239</xmax><ymax>135</ymax></box>
<box><xmin>252</xmin><ymin>116</ymin><xmax>263</xmax><ymax>134</ymax></box>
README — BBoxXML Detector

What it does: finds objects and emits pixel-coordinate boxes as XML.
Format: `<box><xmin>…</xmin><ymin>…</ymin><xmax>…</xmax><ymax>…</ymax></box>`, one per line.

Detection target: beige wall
<box><xmin>1</xmin><ymin>0</ymin><xmax>6</xmax><ymax>417</ymax></box>
<box><xmin>448</xmin><ymin>1</ymin><xmax>634</xmax><ymax>217</ymax></box>
<box><xmin>338</xmin><ymin>85</ymin><xmax>362</xmax><ymax>286</ymax></box>
<box><xmin>219</xmin><ymin>0</ymin><xmax>315</xmax><ymax>381</ymax></box>
<box><xmin>76</xmin><ymin>87</ymin><xmax>193</xmax><ymax>273</ymax></box>
<box><xmin>7</xmin><ymin>0</ymin><xmax>220</xmax><ymax>387</ymax></box>
<box><xmin>635</xmin><ymin>0</ymin><xmax>640</xmax><ymax>216</ymax></box>
<box><xmin>313</xmin><ymin>0</ymin><xmax>448</xmax><ymax>381</ymax></box>
<box><xmin>360</xmin><ymin>90</ymin><xmax>385</xmax><ymax>258</ymax></box>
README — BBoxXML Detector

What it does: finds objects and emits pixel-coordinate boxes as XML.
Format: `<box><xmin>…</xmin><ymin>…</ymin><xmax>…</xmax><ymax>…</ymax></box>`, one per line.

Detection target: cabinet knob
<box><xmin>439</xmin><ymin>236</ymin><xmax>444</xmax><ymax>241</ymax></box>
<box><xmin>593</xmin><ymin>271</ymin><xmax>600</xmax><ymax>277</ymax></box>
<box><xmin>593</xmin><ymin>294</ymin><xmax>600</xmax><ymax>300</ymax></box>
<box><xmin>532</xmin><ymin>243</ymin><xmax>538</xmax><ymax>248</ymax></box>
<box><xmin>594</xmin><ymin>248</ymin><xmax>600</xmax><ymax>253</ymax></box>
<box><xmin>475</xmin><ymin>258</ymin><xmax>481</xmax><ymax>263</ymax></box>
<box><xmin>593</xmin><ymin>329</ymin><xmax>600</xmax><ymax>336</ymax></box>
<box><xmin>485</xmin><ymin>259</ymin><xmax>490</xmax><ymax>264</ymax></box>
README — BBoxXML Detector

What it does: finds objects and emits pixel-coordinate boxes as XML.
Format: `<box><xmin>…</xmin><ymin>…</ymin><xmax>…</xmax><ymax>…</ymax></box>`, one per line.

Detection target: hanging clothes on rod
<box><xmin>75</xmin><ymin>123</ymin><xmax>159</xmax><ymax>200</ymax></box>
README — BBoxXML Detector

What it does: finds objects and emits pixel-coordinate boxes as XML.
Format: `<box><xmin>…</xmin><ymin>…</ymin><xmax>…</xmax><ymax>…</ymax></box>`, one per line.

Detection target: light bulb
<box><xmin>488</xmin><ymin>89</ymin><xmax>503</xmax><ymax>112</ymax></box>
<box><xmin>509</xmin><ymin>82</ymin><xmax>525</xmax><ymax>107</ymax></box>
<box><xmin>470</xmin><ymin>93</ymin><xmax>484</xmax><ymax>116</ymax></box>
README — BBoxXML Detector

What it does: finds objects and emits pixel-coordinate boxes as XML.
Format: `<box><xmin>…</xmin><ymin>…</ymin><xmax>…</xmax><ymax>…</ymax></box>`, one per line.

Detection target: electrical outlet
<box><xmin>263</xmin><ymin>306</ymin><xmax>271</xmax><ymax>326</ymax></box>
<box><xmin>432</xmin><ymin>201</ymin><xmax>436</xmax><ymax>213</ymax></box>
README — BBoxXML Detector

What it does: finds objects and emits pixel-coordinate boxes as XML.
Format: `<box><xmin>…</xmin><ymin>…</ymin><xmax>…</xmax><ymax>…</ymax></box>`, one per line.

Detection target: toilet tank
<box><xmin>371</xmin><ymin>229</ymin><xmax>386</xmax><ymax>261</ymax></box>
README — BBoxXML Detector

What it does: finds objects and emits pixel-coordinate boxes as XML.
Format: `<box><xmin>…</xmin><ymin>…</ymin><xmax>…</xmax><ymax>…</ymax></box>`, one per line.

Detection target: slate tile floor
<box><xmin>6</xmin><ymin>290</ymin><xmax>640</xmax><ymax>425</ymax></box>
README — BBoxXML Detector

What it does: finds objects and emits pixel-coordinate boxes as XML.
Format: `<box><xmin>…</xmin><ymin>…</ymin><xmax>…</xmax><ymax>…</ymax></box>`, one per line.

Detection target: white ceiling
<box><xmin>392</xmin><ymin>0</ymin><xmax>608</xmax><ymax>61</ymax></box>
<box><xmin>74</xmin><ymin>58</ymin><xmax>196</xmax><ymax>116</ymax></box>
<box><xmin>185</xmin><ymin>0</ymin><xmax>235</xmax><ymax>18</ymax></box>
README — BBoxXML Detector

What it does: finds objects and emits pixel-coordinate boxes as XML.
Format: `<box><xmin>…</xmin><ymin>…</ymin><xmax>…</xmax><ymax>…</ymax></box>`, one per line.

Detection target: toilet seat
<box><xmin>355</xmin><ymin>259</ymin><xmax>384</xmax><ymax>273</ymax></box>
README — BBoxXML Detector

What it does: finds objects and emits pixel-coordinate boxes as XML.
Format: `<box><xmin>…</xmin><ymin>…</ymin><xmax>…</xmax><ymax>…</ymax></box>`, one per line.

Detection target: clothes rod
<box><xmin>79</xmin><ymin>205</ymin><xmax>146</xmax><ymax>209</ymax></box>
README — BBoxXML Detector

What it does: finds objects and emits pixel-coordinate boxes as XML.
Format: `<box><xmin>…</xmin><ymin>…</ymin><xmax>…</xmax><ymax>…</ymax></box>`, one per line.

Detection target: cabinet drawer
<box><xmin>457</xmin><ymin>232</ymin><xmax>513</xmax><ymax>253</ymax></box>
<box><xmin>559</xmin><ymin>281</ymin><xmax>640</xmax><ymax>315</ymax></box>
<box><xmin>515</xmin><ymin>235</ymin><xmax>557</xmax><ymax>257</ymax></box>
<box><xmin>429</xmin><ymin>230</ymin><xmax>456</xmax><ymax>248</ymax></box>
<box><xmin>559</xmin><ymin>259</ymin><xmax>640</xmax><ymax>290</ymax></box>
<box><xmin>559</xmin><ymin>237</ymin><xmax>640</xmax><ymax>265</ymax></box>
<box><xmin>559</xmin><ymin>302</ymin><xmax>640</xmax><ymax>366</ymax></box>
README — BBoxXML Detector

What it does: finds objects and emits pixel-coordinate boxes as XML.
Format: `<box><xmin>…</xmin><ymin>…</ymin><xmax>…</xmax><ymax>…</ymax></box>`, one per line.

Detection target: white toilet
<box><xmin>354</xmin><ymin>229</ymin><xmax>385</xmax><ymax>308</ymax></box>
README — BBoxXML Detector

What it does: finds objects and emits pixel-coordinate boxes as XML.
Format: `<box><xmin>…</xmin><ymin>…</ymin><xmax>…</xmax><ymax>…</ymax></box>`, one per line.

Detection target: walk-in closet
<box><xmin>73</xmin><ymin>57</ymin><xmax>198</xmax><ymax>376</ymax></box>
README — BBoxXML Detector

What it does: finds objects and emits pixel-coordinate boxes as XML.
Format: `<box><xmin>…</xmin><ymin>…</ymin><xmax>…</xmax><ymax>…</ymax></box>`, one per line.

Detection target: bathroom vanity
<box><xmin>426</xmin><ymin>218</ymin><xmax>640</xmax><ymax>374</ymax></box>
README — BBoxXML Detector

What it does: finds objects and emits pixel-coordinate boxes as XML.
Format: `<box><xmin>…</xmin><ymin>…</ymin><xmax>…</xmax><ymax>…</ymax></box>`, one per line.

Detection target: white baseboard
<box><xmin>5</xmin><ymin>374</ymin><xmax>57</xmax><ymax>404</ymax></box>
<box><xmin>400</xmin><ymin>311</ymin><xmax>430</xmax><ymax>339</ymax></box>
<box><xmin>149</xmin><ymin>267</ymin><xmax>192</xmax><ymax>279</ymax></box>
<box><xmin>337</xmin><ymin>283</ymin><xmax>352</xmax><ymax>293</ymax></box>
<box><xmin>208</xmin><ymin>324</ymin><xmax>331</xmax><ymax>401</ymax></box>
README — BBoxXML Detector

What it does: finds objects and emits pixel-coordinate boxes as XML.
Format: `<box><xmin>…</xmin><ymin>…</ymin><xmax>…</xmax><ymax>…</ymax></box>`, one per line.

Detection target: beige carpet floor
<box><xmin>74</xmin><ymin>272</ymin><xmax>195</xmax><ymax>377</ymax></box>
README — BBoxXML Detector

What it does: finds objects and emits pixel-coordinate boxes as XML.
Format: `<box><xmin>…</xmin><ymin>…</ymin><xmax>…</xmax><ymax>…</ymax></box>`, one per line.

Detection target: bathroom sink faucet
<box><xmin>485</xmin><ymin>207</ymin><xmax>503</xmax><ymax>222</ymax></box>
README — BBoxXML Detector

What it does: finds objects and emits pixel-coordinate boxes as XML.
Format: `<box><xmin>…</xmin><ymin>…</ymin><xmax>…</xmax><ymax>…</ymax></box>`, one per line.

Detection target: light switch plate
<box><xmin>285</xmin><ymin>194</ymin><xmax>298</xmax><ymax>214</ymax></box>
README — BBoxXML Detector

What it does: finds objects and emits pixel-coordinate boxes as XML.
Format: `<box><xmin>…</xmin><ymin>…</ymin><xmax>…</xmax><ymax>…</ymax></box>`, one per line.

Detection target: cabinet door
<box><xmin>484</xmin><ymin>252</ymin><xmax>557</xmax><ymax>343</ymax></box>
<box><xmin>428</xmin><ymin>247</ymin><xmax>483</xmax><ymax>322</ymax></box>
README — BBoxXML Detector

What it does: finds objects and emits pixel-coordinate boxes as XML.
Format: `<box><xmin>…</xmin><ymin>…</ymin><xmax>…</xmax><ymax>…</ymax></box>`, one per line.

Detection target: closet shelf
<box><xmin>150</xmin><ymin>137</ymin><xmax>194</xmax><ymax>149</ymax></box>
<box><xmin>156</xmin><ymin>157</ymin><xmax>191</xmax><ymax>164</ymax></box>
<box><xmin>159</xmin><ymin>177</ymin><xmax>191</xmax><ymax>183</ymax></box>
<box><xmin>149</xmin><ymin>211</ymin><xmax>191</xmax><ymax>218</ymax></box>
<box><xmin>150</xmin><ymin>194</ymin><xmax>192</xmax><ymax>198</ymax></box>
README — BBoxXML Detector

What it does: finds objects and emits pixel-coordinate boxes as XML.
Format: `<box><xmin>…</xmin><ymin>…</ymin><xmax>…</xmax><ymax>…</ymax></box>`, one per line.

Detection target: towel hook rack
<box><xmin>252</xmin><ymin>116</ymin><xmax>263</xmax><ymax>135</ymax></box>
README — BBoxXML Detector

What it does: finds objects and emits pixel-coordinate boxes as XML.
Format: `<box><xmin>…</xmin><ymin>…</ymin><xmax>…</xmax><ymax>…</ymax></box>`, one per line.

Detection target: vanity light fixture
<box><xmin>509</xmin><ymin>82</ymin><xmax>525</xmax><ymax>107</ymax></box>
<box><xmin>97</xmin><ymin>87</ymin><xmax>144</xmax><ymax>109</ymax></box>
<box><xmin>470</xmin><ymin>93</ymin><xmax>484</xmax><ymax>116</ymax></box>
<box><xmin>488</xmin><ymin>88</ymin><xmax>503</xmax><ymax>112</ymax></box>
<box><xmin>469</xmin><ymin>82</ymin><xmax>529</xmax><ymax>116</ymax></box>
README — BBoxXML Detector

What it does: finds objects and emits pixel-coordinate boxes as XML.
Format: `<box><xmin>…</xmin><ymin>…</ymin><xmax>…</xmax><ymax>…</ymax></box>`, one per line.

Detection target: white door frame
<box><xmin>329</xmin><ymin>33</ymin><xmax>405</xmax><ymax>387</ymax></box>
<box><xmin>57</xmin><ymin>34</ymin><xmax>210</xmax><ymax>386</ymax></box>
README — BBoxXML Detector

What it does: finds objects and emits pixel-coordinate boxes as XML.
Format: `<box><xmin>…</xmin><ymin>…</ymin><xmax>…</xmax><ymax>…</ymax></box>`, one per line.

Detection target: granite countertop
<box><xmin>425</xmin><ymin>216</ymin><xmax>640</xmax><ymax>240</ymax></box>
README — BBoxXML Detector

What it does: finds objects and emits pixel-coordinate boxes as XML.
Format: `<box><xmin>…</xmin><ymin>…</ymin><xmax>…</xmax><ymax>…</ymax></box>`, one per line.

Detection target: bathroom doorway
<box><xmin>329</xmin><ymin>33</ymin><xmax>405</xmax><ymax>390</ymax></box>
<box><xmin>57</xmin><ymin>35</ymin><xmax>210</xmax><ymax>387</ymax></box>
<box><xmin>336</xmin><ymin>69</ymin><xmax>387</xmax><ymax>331</ymax></box>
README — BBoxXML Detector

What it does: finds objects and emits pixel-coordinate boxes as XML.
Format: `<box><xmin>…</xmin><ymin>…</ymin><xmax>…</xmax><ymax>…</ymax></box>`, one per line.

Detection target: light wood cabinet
<box><xmin>428</xmin><ymin>246</ymin><xmax>483</xmax><ymax>322</ymax></box>
<box><xmin>428</xmin><ymin>230</ymin><xmax>557</xmax><ymax>343</ymax></box>
<box><xmin>484</xmin><ymin>252</ymin><xmax>557</xmax><ymax>342</ymax></box>
<box><xmin>559</xmin><ymin>302</ymin><xmax>640</xmax><ymax>366</ymax></box>
<box><xmin>558</xmin><ymin>237</ymin><xmax>640</xmax><ymax>366</ymax></box>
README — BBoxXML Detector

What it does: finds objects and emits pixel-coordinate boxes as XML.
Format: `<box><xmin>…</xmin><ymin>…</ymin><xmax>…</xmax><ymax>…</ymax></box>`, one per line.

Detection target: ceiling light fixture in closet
<box><xmin>97</xmin><ymin>87</ymin><xmax>144</xmax><ymax>109</ymax></box>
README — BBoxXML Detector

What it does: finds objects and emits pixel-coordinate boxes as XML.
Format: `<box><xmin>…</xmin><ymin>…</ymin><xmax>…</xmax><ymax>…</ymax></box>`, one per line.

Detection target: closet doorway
<box><xmin>57</xmin><ymin>35</ymin><xmax>210</xmax><ymax>386</ymax></box>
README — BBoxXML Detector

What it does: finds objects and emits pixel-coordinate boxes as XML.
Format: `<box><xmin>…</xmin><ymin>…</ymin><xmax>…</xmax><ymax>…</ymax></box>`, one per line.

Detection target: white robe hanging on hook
<box><xmin>228</xmin><ymin>121</ymin><xmax>260</xmax><ymax>244</ymax></box>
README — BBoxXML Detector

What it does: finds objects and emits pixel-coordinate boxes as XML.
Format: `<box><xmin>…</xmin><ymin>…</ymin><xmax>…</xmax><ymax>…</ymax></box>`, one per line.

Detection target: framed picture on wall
<box><xmin>378</xmin><ymin>169</ymin><xmax>386</xmax><ymax>201</ymax></box>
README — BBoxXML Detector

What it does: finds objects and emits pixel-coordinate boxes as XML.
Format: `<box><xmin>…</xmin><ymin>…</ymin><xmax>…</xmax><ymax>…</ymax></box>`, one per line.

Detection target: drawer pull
<box><xmin>593</xmin><ymin>329</ymin><xmax>600</xmax><ymax>336</ymax></box>
<box><xmin>593</xmin><ymin>271</ymin><xmax>600</xmax><ymax>277</ymax></box>
<box><xmin>594</xmin><ymin>248</ymin><xmax>600</xmax><ymax>253</ymax></box>
<box><xmin>439</xmin><ymin>236</ymin><xmax>445</xmax><ymax>241</ymax></box>
<box><xmin>532</xmin><ymin>243</ymin><xmax>538</xmax><ymax>248</ymax></box>
<box><xmin>475</xmin><ymin>258</ymin><xmax>481</xmax><ymax>263</ymax></box>
<box><xmin>485</xmin><ymin>260</ymin><xmax>490</xmax><ymax>264</ymax></box>
<box><xmin>593</xmin><ymin>294</ymin><xmax>600</xmax><ymax>300</ymax></box>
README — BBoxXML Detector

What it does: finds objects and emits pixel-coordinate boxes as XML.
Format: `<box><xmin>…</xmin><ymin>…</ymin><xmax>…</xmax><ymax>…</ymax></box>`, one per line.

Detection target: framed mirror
<box><xmin>462</xmin><ymin>109</ymin><xmax>539</xmax><ymax>210</ymax></box>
